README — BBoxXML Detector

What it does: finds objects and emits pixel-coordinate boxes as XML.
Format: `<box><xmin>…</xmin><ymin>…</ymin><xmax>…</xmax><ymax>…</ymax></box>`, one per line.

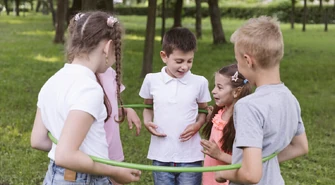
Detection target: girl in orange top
<box><xmin>201</xmin><ymin>64</ymin><xmax>252</xmax><ymax>185</ymax></box>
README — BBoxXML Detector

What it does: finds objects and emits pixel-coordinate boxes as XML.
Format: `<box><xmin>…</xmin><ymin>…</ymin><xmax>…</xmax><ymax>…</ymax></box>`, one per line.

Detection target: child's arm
<box><xmin>31</xmin><ymin>108</ymin><xmax>52</xmax><ymax>152</ymax></box>
<box><xmin>278</xmin><ymin>132</ymin><xmax>308</xmax><ymax>162</ymax></box>
<box><xmin>55</xmin><ymin>110</ymin><xmax>141</xmax><ymax>184</ymax></box>
<box><xmin>200</xmin><ymin>139</ymin><xmax>232</xmax><ymax>164</ymax></box>
<box><xmin>119</xmin><ymin>107</ymin><xmax>142</xmax><ymax>136</ymax></box>
<box><xmin>142</xmin><ymin>99</ymin><xmax>166</xmax><ymax>137</ymax></box>
<box><xmin>215</xmin><ymin>147</ymin><xmax>262</xmax><ymax>184</ymax></box>
<box><xmin>180</xmin><ymin>102</ymin><xmax>207</xmax><ymax>142</ymax></box>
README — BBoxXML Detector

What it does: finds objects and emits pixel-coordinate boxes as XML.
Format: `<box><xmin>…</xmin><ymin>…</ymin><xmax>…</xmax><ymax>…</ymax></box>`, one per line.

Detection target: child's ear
<box><xmin>104</xmin><ymin>40</ymin><xmax>114</xmax><ymax>55</ymax></box>
<box><xmin>243</xmin><ymin>54</ymin><xmax>254</xmax><ymax>68</ymax></box>
<box><xmin>160</xmin><ymin>51</ymin><xmax>168</xmax><ymax>63</ymax></box>
<box><xmin>233</xmin><ymin>87</ymin><xmax>242</xmax><ymax>98</ymax></box>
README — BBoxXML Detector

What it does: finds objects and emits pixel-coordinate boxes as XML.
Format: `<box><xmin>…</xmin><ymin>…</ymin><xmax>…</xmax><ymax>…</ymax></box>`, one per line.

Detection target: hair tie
<box><xmin>243</xmin><ymin>79</ymin><xmax>248</xmax><ymax>84</ymax></box>
<box><xmin>107</xmin><ymin>16</ymin><xmax>118</xmax><ymax>27</ymax></box>
<box><xmin>74</xmin><ymin>13</ymin><xmax>84</xmax><ymax>21</ymax></box>
<box><xmin>231</xmin><ymin>71</ymin><xmax>239</xmax><ymax>82</ymax></box>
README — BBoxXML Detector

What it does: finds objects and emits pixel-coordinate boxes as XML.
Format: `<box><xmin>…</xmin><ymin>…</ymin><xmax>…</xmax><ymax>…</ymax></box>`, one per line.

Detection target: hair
<box><xmin>162</xmin><ymin>27</ymin><xmax>197</xmax><ymax>57</ymax></box>
<box><xmin>202</xmin><ymin>64</ymin><xmax>252</xmax><ymax>154</ymax></box>
<box><xmin>230</xmin><ymin>16</ymin><xmax>284</xmax><ymax>68</ymax></box>
<box><xmin>66</xmin><ymin>11</ymin><xmax>125</xmax><ymax>123</ymax></box>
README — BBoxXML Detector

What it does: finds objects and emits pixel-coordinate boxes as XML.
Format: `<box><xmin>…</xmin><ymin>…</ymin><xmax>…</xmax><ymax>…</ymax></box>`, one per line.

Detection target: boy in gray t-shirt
<box><xmin>215</xmin><ymin>16</ymin><xmax>309</xmax><ymax>185</ymax></box>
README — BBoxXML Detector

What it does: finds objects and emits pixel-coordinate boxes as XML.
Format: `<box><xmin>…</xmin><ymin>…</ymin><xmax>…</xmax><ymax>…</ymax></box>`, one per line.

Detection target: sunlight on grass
<box><xmin>126</xmin><ymin>35</ymin><xmax>161</xmax><ymax>41</ymax></box>
<box><xmin>0</xmin><ymin>19</ymin><xmax>25</xmax><ymax>24</ymax></box>
<box><xmin>34</xmin><ymin>54</ymin><xmax>60</xmax><ymax>63</ymax></box>
<box><xmin>19</xmin><ymin>30</ymin><xmax>54</xmax><ymax>36</ymax></box>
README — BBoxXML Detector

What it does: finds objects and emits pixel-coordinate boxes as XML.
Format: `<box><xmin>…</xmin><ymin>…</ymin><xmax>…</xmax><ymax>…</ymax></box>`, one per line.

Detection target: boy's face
<box><xmin>160</xmin><ymin>49</ymin><xmax>194</xmax><ymax>78</ymax></box>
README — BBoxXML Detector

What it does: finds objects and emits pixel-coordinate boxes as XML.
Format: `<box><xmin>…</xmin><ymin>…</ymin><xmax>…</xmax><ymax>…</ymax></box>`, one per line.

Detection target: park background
<box><xmin>0</xmin><ymin>0</ymin><xmax>334</xmax><ymax>184</ymax></box>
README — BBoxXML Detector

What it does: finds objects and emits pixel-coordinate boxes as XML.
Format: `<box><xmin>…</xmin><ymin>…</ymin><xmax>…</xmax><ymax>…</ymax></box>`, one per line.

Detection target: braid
<box><xmin>112</xmin><ymin>23</ymin><xmax>125</xmax><ymax>123</ymax></box>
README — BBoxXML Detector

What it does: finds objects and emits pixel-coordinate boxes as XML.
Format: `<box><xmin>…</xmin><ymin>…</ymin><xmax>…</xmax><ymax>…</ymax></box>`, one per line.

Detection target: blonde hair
<box><xmin>230</xmin><ymin>16</ymin><xmax>284</xmax><ymax>68</ymax></box>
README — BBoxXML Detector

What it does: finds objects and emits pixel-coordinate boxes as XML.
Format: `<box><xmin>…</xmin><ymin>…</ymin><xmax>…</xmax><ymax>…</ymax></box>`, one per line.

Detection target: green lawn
<box><xmin>0</xmin><ymin>13</ymin><xmax>334</xmax><ymax>185</ymax></box>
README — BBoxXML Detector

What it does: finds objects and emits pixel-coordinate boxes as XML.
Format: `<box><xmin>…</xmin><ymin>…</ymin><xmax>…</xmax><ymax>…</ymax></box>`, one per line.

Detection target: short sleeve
<box><xmin>295</xmin><ymin>105</ymin><xmax>305</xmax><ymax>136</ymax></box>
<box><xmin>69</xmin><ymin>84</ymin><xmax>105</xmax><ymax>121</ymax></box>
<box><xmin>139</xmin><ymin>74</ymin><xmax>153</xmax><ymax>99</ymax></box>
<box><xmin>197</xmin><ymin>77</ymin><xmax>211</xmax><ymax>103</ymax></box>
<box><xmin>234</xmin><ymin>102</ymin><xmax>264</xmax><ymax>149</ymax></box>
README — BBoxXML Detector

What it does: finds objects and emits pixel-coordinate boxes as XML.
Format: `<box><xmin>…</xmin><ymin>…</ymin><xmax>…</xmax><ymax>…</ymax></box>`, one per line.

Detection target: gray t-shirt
<box><xmin>230</xmin><ymin>83</ymin><xmax>305</xmax><ymax>185</ymax></box>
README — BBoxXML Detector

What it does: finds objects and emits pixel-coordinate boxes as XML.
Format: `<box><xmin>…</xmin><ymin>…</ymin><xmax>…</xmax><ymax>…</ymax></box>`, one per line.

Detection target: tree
<box><xmin>141</xmin><ymin>0</ymin><xmax>157</xmax><ymax>77</ymax></box>
<box><xmin>104</xmin><ymin>0</ymin><xmax>114</xmax><ymax>12</ymax></box>
<box><xmin>48</xmin><ymin>0</ymin><xmax>56</xmax><ymax>27</ymax></box>
<box><xmin>291</xmin><ymin>0</ymin><xmax>295</xmax><ymax>29</ymax></box>
<box><xmin>208</xmin><ymin>0</ymin><xmax>226</xmax><ymax>44</ymax></box>
<box><xmin>4</xmin><ymin>0</ymin><xmax>10</xmax><ymax>15</ymax></box>
<box><xmin>195</xmin><ymin>0</ymin><xmax>202</xmax><ymax>38</ymax></box>
<box><xmin>14</xmin><ymin>0</ymin><xmax>20</xmax><ymax>16</ymax></box>
<box><xmin>82</xmin><ymin>0</ymin><xmax>97</xmax><ymax>11</ymax></box>
<box><xmin>302</xmin><ymin>0</ymin><xmax>307</xmax><ymax>32</ymax></box>
<box><xmin>172</xmin><ymin>0</ymin><xmax>183</xmax><ymax>27</ymax></box>
<box><xmin>161</xmin><ymin>0</ymin><xmax>166</xmax><ymax>43</ymax></box>
<box><xmin>54</xmin><ymin>0</ymin><xmax>68</xmax><ymax>43</ymax></box>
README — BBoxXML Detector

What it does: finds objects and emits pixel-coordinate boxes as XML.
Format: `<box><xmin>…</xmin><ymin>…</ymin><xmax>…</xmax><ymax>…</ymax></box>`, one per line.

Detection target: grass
<box><xmin>0</xmin><ymin>12</ymin><xmax>334</xmax><ymax>185</ymax></box>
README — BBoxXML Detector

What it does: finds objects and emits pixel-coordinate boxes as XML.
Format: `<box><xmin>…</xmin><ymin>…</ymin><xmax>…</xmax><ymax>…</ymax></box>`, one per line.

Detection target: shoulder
<box><xmin>189</xmin><ymin>73</ymin><xmax>208</xmax><ymax>84</ymax></box>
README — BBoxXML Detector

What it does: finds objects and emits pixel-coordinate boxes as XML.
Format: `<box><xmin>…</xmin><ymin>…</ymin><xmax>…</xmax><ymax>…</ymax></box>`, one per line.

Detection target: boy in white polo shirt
<box><xmin>139</xmin><ymin>27</ymin><xmax>211</xmax><ymax>185</ymax></box>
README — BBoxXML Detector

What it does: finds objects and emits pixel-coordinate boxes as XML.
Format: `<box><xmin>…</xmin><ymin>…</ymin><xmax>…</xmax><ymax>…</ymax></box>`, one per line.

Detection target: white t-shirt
<box><xmin>37</xmin><ymin>64</ymin><xmax>109</xmax><ymax>160</ymax></box>
<box><xmin>139</xmin><ymin>66</ymin><xmax>211</xmax><ymax>162</ymax></box>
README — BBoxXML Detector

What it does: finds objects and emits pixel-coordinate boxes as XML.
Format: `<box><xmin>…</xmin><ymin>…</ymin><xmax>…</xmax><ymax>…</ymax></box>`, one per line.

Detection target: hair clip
<box><xmin>243</xmin><ymin>79</ymin><xmax>248</xmax><ymax>84</ymax></box>
<box><xmin>107</xmin><ymin>16</ymin><xmax>118</xmax><ymax>27</ymax></box>
<box><xmin>74</xmin><ymin>13</ymin><xmax>84</xmax><ymax>21</ymax></box>
<box><xmin>231</xmin><ymin>71</ymin><xmax>239</xmax><ymax>82</ymax></box>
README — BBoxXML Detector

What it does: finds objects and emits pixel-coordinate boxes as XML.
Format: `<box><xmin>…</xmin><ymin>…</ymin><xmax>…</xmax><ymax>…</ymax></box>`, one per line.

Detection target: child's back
<box><xmin>232</xmin><ymin>83</ymin><xmax>305</xmax><ymax>184</ymax></box>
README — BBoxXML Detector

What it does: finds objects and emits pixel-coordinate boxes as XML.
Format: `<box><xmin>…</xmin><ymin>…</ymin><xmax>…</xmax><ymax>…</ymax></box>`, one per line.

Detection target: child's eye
<box><xmin>187</xmin><ymin>60</ymin><xmax>193</xmax><ymax>63</ymax></box>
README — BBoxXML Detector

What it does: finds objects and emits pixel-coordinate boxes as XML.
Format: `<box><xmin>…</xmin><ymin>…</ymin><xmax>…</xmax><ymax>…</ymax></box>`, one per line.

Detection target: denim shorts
<box><xmin>152</xmin><ymin>160</ymin><xmax>202</xmax><ymax>185</ymax></box>
<box><xmin>42</xmin><ymin>160</ymin><xmax>112</xmax><ymax>185</ymax></box>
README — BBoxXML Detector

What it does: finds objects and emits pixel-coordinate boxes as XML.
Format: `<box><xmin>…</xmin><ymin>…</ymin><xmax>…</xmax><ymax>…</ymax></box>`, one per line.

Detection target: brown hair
<box><xmin>66</xmin><ymin>11</ymin><xmax>125</xmax><ymax>123</ymax></box>
<box><xmin>202</xmin><ymin>64</ymin><xmax>252</xmax><ymax>154</ymax></box>
<box><xmin>162</xmin><ymin>27</ymin><xmax>197</xmax><ymax>57</ymax></box>
<box><xmin>230</xmin><ymin>16</ymin><xmax>284</xmax><ymax>68</ymax></box>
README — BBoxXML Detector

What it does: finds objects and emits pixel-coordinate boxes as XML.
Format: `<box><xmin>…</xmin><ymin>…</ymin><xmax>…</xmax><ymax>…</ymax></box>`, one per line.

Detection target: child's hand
<box><xmin>200</xmin><ymin>139</ymin><xmax>221</xmax><ymax>160</ymax></box>
<box><xmin>179</xmin><ymin>123</ymin><xmax>201</xmax><ymax>142</ymax></box>
<box><xmin>125</xmin><ymin>108</ymin><xmax>141</xmax><ymax>136</ymax></box>
<box><xmin>206</xmin><ymin>106</ymin><xmax>214</xmax><ymax>122</ymax></box>
<box><xmin>215</xmin><ymin>171</ymin><xmax>227</xmax><ymax>183</ymax></box>
<box><xmin>110</xmin><ymin>167</ymin><xmax>141</xmax><ymax>184</ymax></box>
<box><xmin>144</xmin><ymin>122</ymin><xmax>167</xmax><ymax>137</ymax></box>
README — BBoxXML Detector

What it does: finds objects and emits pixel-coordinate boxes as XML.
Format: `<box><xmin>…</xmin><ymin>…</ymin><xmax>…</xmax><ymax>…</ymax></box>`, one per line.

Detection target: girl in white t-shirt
<box><xmin>31</xmin><ymin>11</ymin><xmax>141</xmax><ymax>185</ymax></box>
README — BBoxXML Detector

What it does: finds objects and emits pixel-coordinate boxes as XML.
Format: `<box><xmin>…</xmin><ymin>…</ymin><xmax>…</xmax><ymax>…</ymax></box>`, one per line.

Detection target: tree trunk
<box><xmin>104</xmin><ymin>0</ymin><xmax>114</xmax><ymax>12</ymax></box>
<box><xmin>82</xmin><ymin>0</ymin><xmax>97</xmax><ymax>11</ymax></box>
<box><xmin>141</xmin><ymin>0</ymin><xmax>157</xmax><ymax>77</ymax></box>
<box><xmin>208</xmin><ymin>0</ymin><xmax>226</xmax><ymax>44</ymax></box>
<box><xmin>4</xmin><ymin>0</ymin><xmax>10</xmax><ymax>15</ymax></box>
<box><xmin>68</xmin><ymin>0</ymin><xmax>81</xmax><ymax>24</ymax></box>
<box><xmin>30</xmin><ymin>0</ymin><xmax>34</xmax><ymax>11</ymax></box>
<box><xmin>48</xmin><ymin>0</ymin><xmax>56</xmax><ymax>27</ymax></box>
<box><xmin>324</xmin><ymin>7</ymin><xmax>328</xmax><ymax>32</ymax></box>
<box><xmin>291</xmin><ymin>0</ymin><xmax>295</xmax><ymax>29</ymax></box>
<box><xmin>15</xmin><ymin>0</ymin><xmax>20</xmax><ymax>16</ymax></box>
<box><xmin>36</xmin><ymin>0</ymin><xmax>41</xmax><ymax>12</ymax></box>
<box><xmin>54</xmin><ymin>0</ymin><xmax>68</xmax><ymax>44</ymax></box>
<box><xmin>161</xmin><ymin>0</ymin><xmax>166</xmax><ymax>44</ymax></box>
<box><xmin>319</xmin><ymin>0</ymin><xmax>322</xmax><ymax>9</ymax></box>
<box><xmin>172</xmin><ymin>0</ymin><xmax>183</xmax><ymax>28</ymax></box>
<box><xmin>302</xmin><ymin>0</ymin><xmax>307</xmax><ymax>32</ymax></box>
<box><xmin>195</xmin><ymin>0</ymin><xmax>202</xmax><ymax>38</ymax></box>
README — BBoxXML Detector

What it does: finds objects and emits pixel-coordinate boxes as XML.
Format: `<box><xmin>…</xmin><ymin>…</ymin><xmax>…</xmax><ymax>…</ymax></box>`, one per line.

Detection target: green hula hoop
<box><xmin>48</xmin><ymin>132</ymin><xmax>277</xmax><ymax>172</ymax></box>
<box><xmin>120</xmin><ymin>104</ymin><xmax>208</xmax><ymax>114</ymax></box>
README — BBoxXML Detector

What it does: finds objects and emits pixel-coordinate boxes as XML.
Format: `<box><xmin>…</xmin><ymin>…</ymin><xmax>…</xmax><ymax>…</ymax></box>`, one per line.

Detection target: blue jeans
<box><xmin>43</xmin><ymin>160</ymin><xmax>112</xmax><ymax>185</ymax></box>
<box><xmin>152</xmin><ymin>160</ymin><xmax>202</xmax><ymax>185</ymax></box>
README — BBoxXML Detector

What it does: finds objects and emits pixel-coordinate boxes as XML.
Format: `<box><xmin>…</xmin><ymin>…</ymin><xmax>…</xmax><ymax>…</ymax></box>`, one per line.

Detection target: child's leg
<box><xmin>176</xmin><ymin>161</ymin><xmax>202</xmax><ymax>185</ymax></box>
<box><xmin>152</xmin><ymin>160</ymin><xmax>176</xmax><ymax>185</ymax></box>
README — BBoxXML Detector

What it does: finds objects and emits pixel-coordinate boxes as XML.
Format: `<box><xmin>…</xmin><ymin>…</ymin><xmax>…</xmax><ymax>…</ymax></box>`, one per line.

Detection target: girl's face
<box><xmin>212</xmin><ymin>73</ymin><xmax>235</xmax><ymax>107</ymax></box>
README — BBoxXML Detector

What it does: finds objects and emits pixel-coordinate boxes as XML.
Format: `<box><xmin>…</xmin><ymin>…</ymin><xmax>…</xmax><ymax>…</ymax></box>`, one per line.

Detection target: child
<box><xmin>215</xmin><ymin>16</ymin><xmax>308</xmax><ymax>185</ymax></box>
<box><xmin>98</xmin><ymin>67</ymin><xmax>142</xmax><ymax>185</ymax></box>
<box><xmin>139</xmin><ymin>27</ymin><xmax>211</xmax><ymax>185</ymax></box>
<box><xmin>200</xmin><ymin>64</ymin><xmax>252</xmax><ymax>185</ymax></box>
<box><xmin>30</xmin><ymin>11</ymin><xmax>141</xmax><ymax>184</ymax></box>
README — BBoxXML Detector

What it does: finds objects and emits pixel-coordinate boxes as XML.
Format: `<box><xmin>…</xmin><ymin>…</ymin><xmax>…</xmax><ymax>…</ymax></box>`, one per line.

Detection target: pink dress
<box><xmin>202</xmin><ymin>109</ymin><xmax>230</xmax><ymax>185</ymax></box>
<box><xmin>99</xmin><ymin>68</ymin><xmax>125</xmax><ymax>161</ymax></box>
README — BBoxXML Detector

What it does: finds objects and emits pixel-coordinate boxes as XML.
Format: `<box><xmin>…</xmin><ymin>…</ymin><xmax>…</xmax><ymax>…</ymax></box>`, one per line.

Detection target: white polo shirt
<box><xmin>139</xmin><ymin>66</ymin><xmax>211</xmax><ymax>162</ymax></box>
<box><xmin>37</xmin><ymin>64</ymin><xmax>109</xmax><ymax>160</ymax></box>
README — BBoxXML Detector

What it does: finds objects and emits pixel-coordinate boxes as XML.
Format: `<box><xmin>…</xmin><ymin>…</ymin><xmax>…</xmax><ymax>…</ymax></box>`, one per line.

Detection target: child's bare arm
<box><xmin>200</xmin><ymin>139</ymin><xmax>232</xmax><ymax>164</ymax></box>
<box><xmin>215</xmin><ymin>147</ymin><xmax>262</xmax><ymax>184</ymax></box>
<box><xmin>179</xmin><ymin>102</ymin><xmax>207</xmax><ymax>142</ymax></box>
<box><xmin>278</xmin><ymin>132</ymin><xmax>308</xmax><ymax>162</ymax></box>
<box><xmin>143</xmin><ymin>99</ymin><xmax>166</xmax><ymax>137</ymax></box>
<box><xmin>122</xmin><ymin>108</ymin><xmax>141</xmax><ymax>136</ymax></box>
<box><xmin>31</xmin><ymin>108</ymin><xmax>52</xmax><ymax>152</ymax></box>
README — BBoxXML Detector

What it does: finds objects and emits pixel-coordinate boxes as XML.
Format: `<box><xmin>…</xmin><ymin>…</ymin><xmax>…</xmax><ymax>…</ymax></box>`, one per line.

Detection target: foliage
<box><xmin>0</xmin><ymin>13</ymin><xmax>335</xmax><ymax>185</ymax></box>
